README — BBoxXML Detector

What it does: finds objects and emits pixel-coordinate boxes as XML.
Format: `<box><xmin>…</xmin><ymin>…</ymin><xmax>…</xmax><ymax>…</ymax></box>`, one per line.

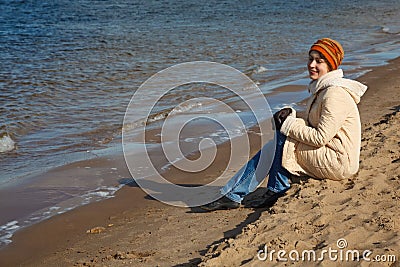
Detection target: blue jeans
<box><xmin>220</xmin><ymin>131</ymin><xmax>291</xmax><ymax>203</ymax></box>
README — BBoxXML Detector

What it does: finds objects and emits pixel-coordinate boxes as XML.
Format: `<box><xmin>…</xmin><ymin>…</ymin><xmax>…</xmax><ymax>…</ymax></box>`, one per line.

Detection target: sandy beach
<box><xmin>0</xmin><ymin>57</ymin><xmax>399</xmax><ymax>266</ymax></box>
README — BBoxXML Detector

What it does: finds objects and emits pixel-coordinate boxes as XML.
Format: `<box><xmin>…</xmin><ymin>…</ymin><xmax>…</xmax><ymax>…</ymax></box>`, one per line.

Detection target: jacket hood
<box><xmin>308</xmin><ymin>69</ymin><xmax>368</xmax><ymax>104</ymax></box>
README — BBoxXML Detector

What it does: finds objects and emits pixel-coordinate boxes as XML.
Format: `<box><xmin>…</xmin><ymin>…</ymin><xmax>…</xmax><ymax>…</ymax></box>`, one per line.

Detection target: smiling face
<box><xmin>308</xmin><ymin>50</ymin><xmax>330</xmax><ymax>80</ymax></box>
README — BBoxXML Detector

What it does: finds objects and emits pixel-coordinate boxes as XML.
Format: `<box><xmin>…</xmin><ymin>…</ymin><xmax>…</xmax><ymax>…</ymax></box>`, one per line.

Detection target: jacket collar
<box><xmin>307</xmin><ymin>69</ymin><xmax>368</xmax><ymax>104</ymax></box>
<box><xmin>308</xmin><ymin>69</ymin><xmax>343</xmax><ymax>95</ymax></box>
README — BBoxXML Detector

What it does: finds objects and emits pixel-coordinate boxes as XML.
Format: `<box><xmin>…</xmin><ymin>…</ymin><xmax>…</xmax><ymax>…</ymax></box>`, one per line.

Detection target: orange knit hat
<box><xmin>309</xmin><ymin>38</ymin><xmax>344</xmax><ymax>70</ymax></box>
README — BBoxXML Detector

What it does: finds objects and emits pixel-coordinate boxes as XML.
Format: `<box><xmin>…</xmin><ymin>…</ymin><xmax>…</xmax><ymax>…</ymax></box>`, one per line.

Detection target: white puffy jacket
<box><xmin>280</xmin><ymin>69</ymin><xmax>368</xmax><ymax>180</ymax></box>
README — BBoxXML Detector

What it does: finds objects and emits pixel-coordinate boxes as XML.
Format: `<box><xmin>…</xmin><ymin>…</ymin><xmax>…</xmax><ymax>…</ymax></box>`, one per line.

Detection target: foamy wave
<box><xmin>80</xmin><ymin>185</ymin><xmax>123</xmax><ymax>205</ymax></box>
<box><xmin>0</xmin><ymin>220</ymin><xmax>20</xmax><ymax>246</ymax></box>
<box><xmin>244</xmin><ymin>65</ymin><xmax>268</xmax><ymax>76</ymax></box>
<box><xmin>0</xmin><ymin>185</ymin><xmax>123</xmax><ymax>248</ymax></box>
<box><xmin>381</xmin><ymin>25</ymin><xmax>400</xmax><ymax>34</ymax></box>
<box><xmin>169</xmin><ymin>101</ymin><xmax>203</xmax><ymax>115</ymax></box>
<box><xmin>123</xmin><ymin>101</ymin><xmax>206</xmax><ymax>132</ymax></box>
<box><xmin>0</xmin><ymin>135</ymin><xmax>15</xmax><ymax>153</ymax></box>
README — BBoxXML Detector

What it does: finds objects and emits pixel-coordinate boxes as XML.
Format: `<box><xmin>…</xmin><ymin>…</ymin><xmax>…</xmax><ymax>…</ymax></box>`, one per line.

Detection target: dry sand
<box><xmin>0</xmin><ymin>58</ymin><xmax>399</xmax><ymax>267</ymax></box>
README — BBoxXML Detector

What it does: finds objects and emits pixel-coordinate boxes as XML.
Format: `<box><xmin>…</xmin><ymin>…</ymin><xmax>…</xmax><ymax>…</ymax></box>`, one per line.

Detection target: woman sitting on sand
<box><xmin>201</xmin><ymin>38</ymin><xmax>368</xmax><ymax>211</ymax></box>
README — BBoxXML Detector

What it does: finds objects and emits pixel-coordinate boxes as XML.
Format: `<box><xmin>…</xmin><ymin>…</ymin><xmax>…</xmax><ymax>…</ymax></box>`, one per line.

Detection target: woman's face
<box><xmin>307</xmin><ymin>51</ymin><xmax>330</xmax><ymax>80</ymax></box>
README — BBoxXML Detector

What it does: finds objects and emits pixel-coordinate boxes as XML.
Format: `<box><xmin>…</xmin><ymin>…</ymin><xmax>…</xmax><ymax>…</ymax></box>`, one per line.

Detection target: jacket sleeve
<box><xmin>280</xmin><ymin>87</ymin><xmax>352</xmax><ymax>148</ymax></box>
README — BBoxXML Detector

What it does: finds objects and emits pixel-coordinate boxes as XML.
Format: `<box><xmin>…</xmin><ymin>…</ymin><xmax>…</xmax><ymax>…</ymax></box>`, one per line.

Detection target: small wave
<box><xmin>381</xmin><ymin>26</ymin><xmax>400</xmax><ymax>34</ymax></box>
<box><xmin>169</xmin><ymin>101</ymin><xmax>203</xmax><ymax>115</ymax></box>
<box><xmin>123</xmin><ymin>111</ymin><xmax>168</xmax><ymax>134</ymax></box>
<box><xmin>244</xmin><ymin>65</ymin><xmax>268</xmax><ymax>76</ymax></box>
<box><xmin>80</xmin><ymin>185</ymin><xmax>123</xmax><ymax>205</ymax></box>
<box><xmin>0</xmin><ymin>135</ymin><xmax>15</xmax><ymax>153</ymax></box>
<box><xmin>123</xmin><ymin>101</ymin><xmax>206</xmax><ymax>132</ymax></box>
<box><xmin>0</xmin><ymin>184</ymin><xmax>123</xmax><ymax>248</ymax></box>
<box><xmin>0</xmin><ymin>220</ymin><xmax>20</xmax><ymax>246</ymax></box>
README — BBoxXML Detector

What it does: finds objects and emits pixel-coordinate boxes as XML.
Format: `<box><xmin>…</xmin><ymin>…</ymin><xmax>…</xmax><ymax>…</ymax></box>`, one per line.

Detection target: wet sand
<box><xmin>0</xmin><ymin>57</ymin><xmax>399</xmax><ymax>266</ymax></box>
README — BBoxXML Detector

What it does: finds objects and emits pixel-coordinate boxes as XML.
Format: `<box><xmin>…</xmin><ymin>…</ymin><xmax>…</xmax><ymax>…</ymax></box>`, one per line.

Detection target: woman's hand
<box><xmin>273</xmin><ymin>108</ymin><xmax>292</xmax><ymax>130</ymax></box>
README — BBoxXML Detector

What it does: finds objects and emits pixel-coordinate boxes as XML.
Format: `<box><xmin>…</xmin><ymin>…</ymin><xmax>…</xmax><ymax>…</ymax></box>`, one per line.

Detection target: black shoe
<box><xmin>250</xmin><ymin>190</ymin><xmax>285</xmax><ymax>208</ymax></box>
<box><xmin>200</xmin><ymin>196</ymin><xmax>240</xmax><ymax>211</ymax></box>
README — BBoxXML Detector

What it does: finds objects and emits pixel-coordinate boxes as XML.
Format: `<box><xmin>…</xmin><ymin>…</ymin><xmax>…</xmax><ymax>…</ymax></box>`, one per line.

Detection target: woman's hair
<box><xmin>309</xmin><ymin>50</ymin><xmax>333</xmax><ymax>71</ymax></box>
<box><xmin>309</xmin><ymin>38</ymin><xmax>344</xmax><ymax>70</ymax></box>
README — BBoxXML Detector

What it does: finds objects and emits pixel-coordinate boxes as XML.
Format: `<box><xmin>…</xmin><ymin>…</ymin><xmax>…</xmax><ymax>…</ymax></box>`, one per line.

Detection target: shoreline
<box><xmin>1</xmin><ymin>57</ymin><xmax>400</xmax><ymax>266</ymax></box>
